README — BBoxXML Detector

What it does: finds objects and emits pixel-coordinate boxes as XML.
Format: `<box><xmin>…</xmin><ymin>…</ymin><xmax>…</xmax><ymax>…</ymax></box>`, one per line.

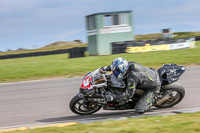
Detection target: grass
<box><xmin>135</xmin><ymin>31</ymin><xmax>200</xmax><ymax>40</ymax></box>
<box><xmin>0</xmin><ymin>31</ymin><xmax>199</xmax><ymax>55</ymax></box>
<box><xmin>0</xmin><ymin>43</ymin><xmax>87</xmax><ymax>55</ymax></box>
<box><xmin>5</xmin><ymin>112</ymin><xmax>200</xmax><ymax>133</ymax></box>
<box><xmin>0</xmin><ymin>41</ymin><xmax>200</xmax><ymax>83</ymax></box>
<box><xmin>173</xmin><ymin>32</ymin><xmax>200</xmax><ymax>38</ymax></box>
<box><xmin>136</xmin><ymin>33</ymin><xmax>162</xmax><ymax>40</ymax></box>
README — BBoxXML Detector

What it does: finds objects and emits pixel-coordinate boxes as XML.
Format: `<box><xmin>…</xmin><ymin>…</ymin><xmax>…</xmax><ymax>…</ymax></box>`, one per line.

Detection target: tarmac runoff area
<box><xmin>0</xmin><ymin>66</ymin><xmax>200</xmax><ymax>132</ymax></box>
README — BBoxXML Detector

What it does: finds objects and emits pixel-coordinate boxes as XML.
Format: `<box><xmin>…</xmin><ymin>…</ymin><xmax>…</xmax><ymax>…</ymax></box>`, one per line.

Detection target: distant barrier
<box><xmin>195</xmin><ymin>36</ymin><xmax>200</xmax><ymax>41</ymax></box>
<box><xmin>69</xmin><ymin>47</ymin><xmax>87</xmax><ymax>58</ymax></box>
<box><xmin>112</xmin><ymin>37</ymin><xmax>196</xmax><ymax>54</ymax></box>
<box><xmin>0</xmin><ymin>47</ymin><xmax>87</xmax><ymax>60</ymax></box>
<box><xmin>0</xmin><ymin>36</ymin><xmax>199</xmax><ymax>60</ymax></box>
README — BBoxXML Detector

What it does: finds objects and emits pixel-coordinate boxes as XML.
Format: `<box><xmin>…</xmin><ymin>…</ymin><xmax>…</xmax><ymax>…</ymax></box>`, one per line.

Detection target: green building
<box><xmin>86</xmin><ymin>10</ymin><xmax>134</xmax><ymax>55</ymax></box>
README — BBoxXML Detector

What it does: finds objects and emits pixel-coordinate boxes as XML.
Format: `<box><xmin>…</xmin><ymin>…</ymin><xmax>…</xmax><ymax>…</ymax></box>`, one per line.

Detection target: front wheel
<box><xmin>155</xmin><ymin>83</ymin><xmax>185</xmax><ymax>108</ymax></box>
<box><xmin>69</xmin><ymin>94</ymin><xmax>102</xmax><ymax>115</ymax></box>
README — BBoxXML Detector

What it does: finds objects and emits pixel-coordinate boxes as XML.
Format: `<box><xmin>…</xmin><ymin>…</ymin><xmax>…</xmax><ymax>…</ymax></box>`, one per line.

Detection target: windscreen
<box><xmin>90</xmin><ymin>68</ymin><xmax>105</xmax><ymax>84</ymax></box>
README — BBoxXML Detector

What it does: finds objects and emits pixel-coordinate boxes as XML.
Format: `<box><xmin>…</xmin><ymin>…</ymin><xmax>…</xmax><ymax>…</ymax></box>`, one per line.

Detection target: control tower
<box><xmin>86</xmin><ymin>10</ymin><xmax>134</xmax><ymax>55</ymax></box>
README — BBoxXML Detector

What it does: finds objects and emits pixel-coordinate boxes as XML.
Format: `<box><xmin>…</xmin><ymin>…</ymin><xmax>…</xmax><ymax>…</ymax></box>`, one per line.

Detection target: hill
<box><xmin>0</xmin><ymin>31</ymin><xmax>200</xmax><ymax>56</ymax></box>
<box><xmin>0</xmin><ymin>41</ymin><xmax>87</xmax><ymax>55</ymax></box>
<box><xmin>43</xmin><ymin>40</ymin><xmax>82</xmax><ymax>48</ymax></box>
<box><xmin>135</xmin><ymin>31</ymin><xmax>200</xmax><ymax>40</ymax></box>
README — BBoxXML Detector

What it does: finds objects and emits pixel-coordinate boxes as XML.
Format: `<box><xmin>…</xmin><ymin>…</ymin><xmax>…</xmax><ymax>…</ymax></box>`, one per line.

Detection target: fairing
<box><xmin>80</xmin><ymin>68</ymin><xmax>105</xmax><ymax>89</ymax></box>
<box><xmin>157</xmin><ymin>63</ymin><xmax>186</xmax><ymax>85</ymax></box>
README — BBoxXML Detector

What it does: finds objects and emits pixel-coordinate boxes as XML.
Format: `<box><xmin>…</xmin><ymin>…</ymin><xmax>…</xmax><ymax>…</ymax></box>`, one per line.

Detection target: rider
<box><xmin>102</xmin><ymin>57</ymin><xmax>162</xmax><ymax>114</ymax></box>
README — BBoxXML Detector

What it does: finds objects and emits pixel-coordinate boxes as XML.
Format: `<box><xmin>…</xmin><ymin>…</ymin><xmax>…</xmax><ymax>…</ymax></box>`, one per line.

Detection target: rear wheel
<box><xmin>155</xmin><ymin>83</ymin><xmax>185</xmax><ymax>108</ymax></box>
<box><xmin>69</xmin><ymin>95</ymin><xmax>102</xmax><ymax>115</ymax></box>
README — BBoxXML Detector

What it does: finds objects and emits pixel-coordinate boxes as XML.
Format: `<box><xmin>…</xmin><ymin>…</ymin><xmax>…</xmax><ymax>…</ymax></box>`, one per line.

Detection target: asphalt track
<box><xmin>0</xmin><ymin>66</ymin><xmax>200</xmax><ymax>128</ymax></box>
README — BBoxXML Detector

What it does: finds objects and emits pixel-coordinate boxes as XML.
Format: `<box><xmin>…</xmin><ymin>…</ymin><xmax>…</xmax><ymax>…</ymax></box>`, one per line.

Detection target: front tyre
<box><xmin>155</xmin><ymin>83</ymin><xmax>185</xmax><ymax>108</ymax></box>
<box><xmin>69</xmin><ymin>94</ymin><xmax>102</xmax><ymax>115</ymax></box>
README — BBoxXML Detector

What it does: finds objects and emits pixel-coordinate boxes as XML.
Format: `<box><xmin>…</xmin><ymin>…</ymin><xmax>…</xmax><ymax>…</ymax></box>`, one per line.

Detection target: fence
<box><xmin>112</xmin><ymin>37</ymin><xmax>196</xmax><ymax>54</ymax></box>
<box><xmin>195</xmin><ymin>36</ymin><xmax>200</xmax><ymax>41</ymax></box>
<box><xmin>0</xmin><ymin>36</ymin><xmax>199</xmax><ymax>60</ymax></box>
<box><xmin>0</xmin><ymin>47</ymin><xmax>87</xmax><ymax>60</ymax></box>
<box><xmin>69</xmin><ymin>47</ymin><xmax>87</xmax><ymax>58</ymax></box>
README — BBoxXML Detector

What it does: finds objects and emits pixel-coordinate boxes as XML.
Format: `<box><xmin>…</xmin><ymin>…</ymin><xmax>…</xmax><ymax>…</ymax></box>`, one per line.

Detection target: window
<box><xmin>104</xmin><ymin>15</ymin><xmax>112</xmax><ymax>26</ymax></box>
<box><xmin>113</xmin><ymin>14</ymin><xmax>119</xmax><ymax>25</ymax></box>
<box><xmin>104</xmin><ymin>13</ymin><xmax>129</xmax><ymax>27</ymax></box>
<box><xmin>120</xmin><ymin>13</ymin><xmax>128</xmax><ymax>25</ymax></box>
<box><xmin>88</xmin><ymin>16</ymin><xmax>95</xmax><ymax>30</ymax></box>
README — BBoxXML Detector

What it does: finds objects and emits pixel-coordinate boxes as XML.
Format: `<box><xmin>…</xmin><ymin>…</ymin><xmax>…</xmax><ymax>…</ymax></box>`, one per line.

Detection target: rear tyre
<box><xmin>69</xmin><ymin>95</ymin><xmax>102</xmax><ymax>115</ymax></box>
<box><xmin>155</xmin><ymin>83</ymin><xmax>185</xmax><ymax>108</ymax></box>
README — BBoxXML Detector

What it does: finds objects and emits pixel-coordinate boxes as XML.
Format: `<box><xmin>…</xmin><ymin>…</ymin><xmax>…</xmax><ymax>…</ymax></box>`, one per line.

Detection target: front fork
<box><xmin>78</xmin><ymin>92</ymin><xmax>86</xmax><ymax>98</ymax></box>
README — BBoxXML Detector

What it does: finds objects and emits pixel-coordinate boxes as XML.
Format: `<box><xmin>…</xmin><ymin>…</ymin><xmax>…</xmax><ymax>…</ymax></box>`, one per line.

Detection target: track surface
<box><xmin>0</xmin><ymin>66</ymin><xmax>200</xmax><ymax>128</ymax></box>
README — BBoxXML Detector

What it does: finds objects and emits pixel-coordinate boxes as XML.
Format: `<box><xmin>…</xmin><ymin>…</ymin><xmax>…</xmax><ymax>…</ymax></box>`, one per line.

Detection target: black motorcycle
<box><xmin>69</xmin><ymin>64</ymin><xmax>186</xmax><ymax>115</ymax></box>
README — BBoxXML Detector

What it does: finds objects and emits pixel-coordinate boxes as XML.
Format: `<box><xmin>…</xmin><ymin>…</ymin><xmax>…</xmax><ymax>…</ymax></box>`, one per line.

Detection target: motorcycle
<box><xmin>69</xmin><ymin>64</ymin><xmax>186</xmax><ymax>115</ymax></box>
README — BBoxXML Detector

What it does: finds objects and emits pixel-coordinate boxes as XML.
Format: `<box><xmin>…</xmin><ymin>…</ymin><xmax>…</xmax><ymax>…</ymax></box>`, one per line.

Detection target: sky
<box><xmin>0</xmin><ymin>0</ymin><xmax>200</xmax><ymax>51</ymax></box>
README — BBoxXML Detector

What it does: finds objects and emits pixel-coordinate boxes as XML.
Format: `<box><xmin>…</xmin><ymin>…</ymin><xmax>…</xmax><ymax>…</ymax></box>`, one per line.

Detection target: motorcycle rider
<box><xmin>101</xmin><ymin>57</ymin><xmax>162</xmax><ymax>114</ymax></box>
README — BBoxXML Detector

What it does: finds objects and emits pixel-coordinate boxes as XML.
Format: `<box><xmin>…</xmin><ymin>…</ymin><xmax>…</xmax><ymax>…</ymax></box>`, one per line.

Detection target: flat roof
<box><xmin>86</xmin><ymin>10</ymin><xmax>132</xmax><ymax>17</ymax></box>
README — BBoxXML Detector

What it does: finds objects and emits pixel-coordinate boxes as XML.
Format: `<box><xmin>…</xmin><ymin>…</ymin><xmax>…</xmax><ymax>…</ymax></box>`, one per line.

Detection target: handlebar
<box><xmin>90</xmin><ymin>73</ymin><xmax>111</xmax><ymax>89</ymax></box>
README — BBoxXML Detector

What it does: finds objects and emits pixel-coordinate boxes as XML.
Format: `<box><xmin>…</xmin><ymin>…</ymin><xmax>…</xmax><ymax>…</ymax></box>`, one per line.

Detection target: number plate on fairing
<box><xmin>80</xmin><ymin>76</ymin><xmax>93</xmax><ymax>89</ymax></box>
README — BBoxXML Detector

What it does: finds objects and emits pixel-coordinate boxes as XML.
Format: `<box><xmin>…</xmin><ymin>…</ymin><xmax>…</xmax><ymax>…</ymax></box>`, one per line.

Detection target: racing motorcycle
<box><xmin>69</xmin><ymin>64</ymin><xmax>186</xmax><ymax>115</ymax></box>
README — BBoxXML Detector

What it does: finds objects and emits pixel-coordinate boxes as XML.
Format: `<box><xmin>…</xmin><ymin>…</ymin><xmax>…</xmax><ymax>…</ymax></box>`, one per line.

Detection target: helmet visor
<box><xmin>112</xmin><ymin>68</ymin><xmax>121</xmax><ymax>77</ymax></box>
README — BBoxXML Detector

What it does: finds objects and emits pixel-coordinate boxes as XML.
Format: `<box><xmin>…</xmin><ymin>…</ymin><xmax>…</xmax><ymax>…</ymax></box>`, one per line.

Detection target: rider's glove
<box><xmin>100</xmin><ymin>66</ymin><xmax>107</xmax><ymax>74</ymax></box>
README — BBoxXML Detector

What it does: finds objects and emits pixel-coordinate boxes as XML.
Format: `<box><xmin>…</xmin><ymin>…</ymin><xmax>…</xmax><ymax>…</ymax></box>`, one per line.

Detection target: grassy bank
<box><xmin>0</xmin><ymin>43</ymin><xmax>87</xmax><ymax>56</ymax></box>
<box><xmin>5</xmin><ymin>112</ymin><xmax>200</xmax><ymax>133</ymax></box>
<box><xmin>0</xmin><ymin>31</ymin><xmax>199</xmax><ymax>55</ymax></box>
<box><xmin>0</xmin><ymin>41</ymin><xmax>200</xmax><ymax>83</ymax></box>
<box><xmin>136</xmin><ymin>31</ymin><xmax>200</xmax><ymax>40</ymax></box>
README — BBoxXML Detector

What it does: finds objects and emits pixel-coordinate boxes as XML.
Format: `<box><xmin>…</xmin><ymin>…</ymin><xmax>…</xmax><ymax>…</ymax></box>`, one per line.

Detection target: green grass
<box><xmin>6</xmin><ymin>112</ymin><xmax>200</xmax><ymax>133</ymax></box>
<box><xmin>136</xmin><ymin>33</ymin><xmax>162</xmax><ymax>40</ymax></box>
<box><xmin>1</xmin><ymin>31</ymin><xmax>199</xmax><ymax>55</ymax></box>
<box><xmin>173</xmin><ymin>31</ymin><xmax>200</xmax><ymax>38</ymax></box>
<box><xmin>0</xmin><ymin>41</ymin><xmax>199</xmax><ymax>83</ymax></box>
<box><xmin>0</xmin><ymin>43</ymin><xmax>87</xmax><ymax>55</ymax></box>
<box><xmin>135</xmin><ymin>31</ymin><xmax>200</xmax><ymax>40</ymax></box>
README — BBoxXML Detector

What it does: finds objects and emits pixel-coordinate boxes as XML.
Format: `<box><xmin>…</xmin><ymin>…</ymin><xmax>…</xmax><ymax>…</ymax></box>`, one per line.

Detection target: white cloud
<box><xmin>1</xmin><ymin>0</ymin><xmax>200</xmax><ymax>50</ymax></box>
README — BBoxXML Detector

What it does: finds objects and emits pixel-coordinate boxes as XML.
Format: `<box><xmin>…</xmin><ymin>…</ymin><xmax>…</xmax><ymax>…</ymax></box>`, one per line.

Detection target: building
<box><xmin>86</xmin><ymin>10</ymin><xmax>134</xmax><ymax>55</ymax></box>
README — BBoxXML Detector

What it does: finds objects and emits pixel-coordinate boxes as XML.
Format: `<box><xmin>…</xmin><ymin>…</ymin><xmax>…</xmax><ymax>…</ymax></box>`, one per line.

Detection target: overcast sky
<box><xmin>0</xmin><ymin>0</ymin><xmax>200</xmax><ymax>51</ymax></box>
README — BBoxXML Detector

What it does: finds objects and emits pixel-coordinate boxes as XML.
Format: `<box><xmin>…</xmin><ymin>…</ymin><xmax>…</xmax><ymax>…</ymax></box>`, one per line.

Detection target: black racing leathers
<box><xmin>106</xmin><ymin>62</ymin><xmax>161</xmax><ymax>95</ymax></box>
<box><xmin>105</xmin><ymin>62</ymin><xmax>161</xmax><ymax>113</ymax></box>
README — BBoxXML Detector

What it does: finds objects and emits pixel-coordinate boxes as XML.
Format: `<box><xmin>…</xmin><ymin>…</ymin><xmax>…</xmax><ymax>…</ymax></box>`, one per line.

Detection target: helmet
<box><xmin>111</xmin><ymin>57</ymin><xmax>129</xmax><ymax>79</ymax></box>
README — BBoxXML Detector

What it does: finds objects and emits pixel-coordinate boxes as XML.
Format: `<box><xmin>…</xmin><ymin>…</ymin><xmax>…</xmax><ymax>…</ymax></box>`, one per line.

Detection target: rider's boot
<box><xmin>135</xmin><ymin>90</ymin><xmax>156</xmax><ymax>114</ymax></box>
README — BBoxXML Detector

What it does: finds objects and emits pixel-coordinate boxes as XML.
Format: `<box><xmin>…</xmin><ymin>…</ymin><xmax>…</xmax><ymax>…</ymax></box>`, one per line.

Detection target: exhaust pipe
<box><xmin>155</xmin><ymin>93</ymin><xmax>172</xmax><ymax>106</ymax></box>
